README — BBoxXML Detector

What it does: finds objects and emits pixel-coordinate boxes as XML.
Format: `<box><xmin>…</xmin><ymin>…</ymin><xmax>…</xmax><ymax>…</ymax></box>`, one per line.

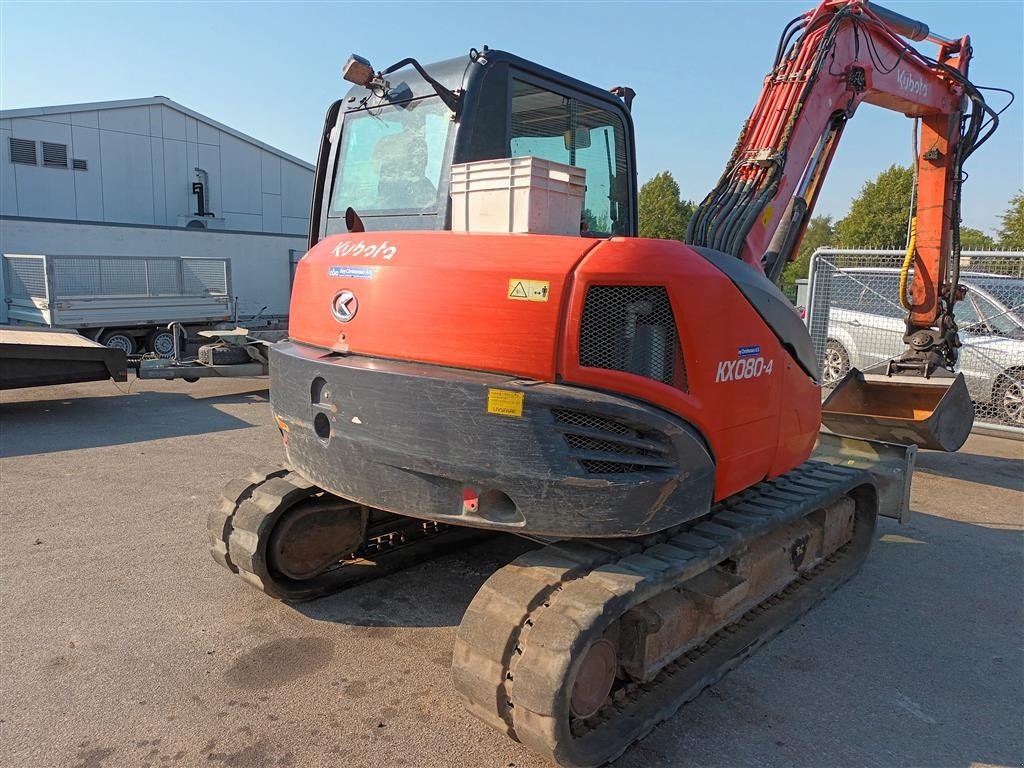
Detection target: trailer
<box><xmin>134</xmin><ymin>325</ymin><xmax>276</xmax><ymax>381</ymax></box>
<box><xmin>0</xmin><ymin>325</ymin><xmax>127</xmax><ymax>390</ymax></box>
<box><xmin>2</xmin><ymin>253</ymin><xmax>232</xmax><ymax>356</ymax></box>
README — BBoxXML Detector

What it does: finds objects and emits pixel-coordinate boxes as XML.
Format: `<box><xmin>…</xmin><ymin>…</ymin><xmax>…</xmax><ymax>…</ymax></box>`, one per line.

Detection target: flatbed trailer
<box><xmin>0</xmin><ymin>325</ymin><xmax>127</xmax><ymax>390</ymax></box>
<box><xmin>2</xmin><ymin>253</ymin><xmax>232</xmax><ymax>356</ymax></box>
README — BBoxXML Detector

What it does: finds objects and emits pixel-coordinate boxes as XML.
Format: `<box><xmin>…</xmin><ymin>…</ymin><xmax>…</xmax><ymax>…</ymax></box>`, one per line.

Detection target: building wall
<box><xmin>0</xmin><ymin>103</ymin><xmax>312</xmax><ymax>235</ymax></box>
<box><xmin>0</xmin><ymin>217</ymin><xmax>303</xmax><ymax>324</ymax></box>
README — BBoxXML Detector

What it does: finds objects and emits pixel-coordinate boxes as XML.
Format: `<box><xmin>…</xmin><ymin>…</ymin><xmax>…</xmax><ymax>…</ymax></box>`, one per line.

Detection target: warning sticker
<box><xmin>508</xmin><ymin>279</ymin><xmax>550</xmax><ymax>302</ymax></box>
<box><xmin>487</xmin><ymin>388</ymin><xmax>524</xmax><ymax>417</ymax></box>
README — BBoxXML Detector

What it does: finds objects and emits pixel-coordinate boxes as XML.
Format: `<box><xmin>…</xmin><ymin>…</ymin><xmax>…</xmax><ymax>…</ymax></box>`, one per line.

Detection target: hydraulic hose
<box><xmin>899</xmin><ymin>216</ymin><xmax>916</xmax><ymax>311</ymax></box>
<box><xmin>899</xmin><ymin>118</ymin><xmax>919</xmax><ymax>311</ymax></box>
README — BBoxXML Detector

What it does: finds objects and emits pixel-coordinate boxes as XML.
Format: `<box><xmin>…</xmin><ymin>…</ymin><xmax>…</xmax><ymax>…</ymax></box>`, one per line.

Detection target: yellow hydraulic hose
<box><xmin>900</xmin><ymin>117</ymin><xmax>919</xmax><ymax>312</ymax></box>
<box><xmin>899</xmin><ymin>216</ymin><xmax>916</xmax><ymax>310</ymax></box>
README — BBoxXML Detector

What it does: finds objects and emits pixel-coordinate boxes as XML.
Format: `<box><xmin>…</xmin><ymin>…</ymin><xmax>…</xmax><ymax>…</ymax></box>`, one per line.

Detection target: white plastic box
<box><xmin>449</xmin><ymin>156</ymin><xmax>586</xmax><ymax>236</ymax></box>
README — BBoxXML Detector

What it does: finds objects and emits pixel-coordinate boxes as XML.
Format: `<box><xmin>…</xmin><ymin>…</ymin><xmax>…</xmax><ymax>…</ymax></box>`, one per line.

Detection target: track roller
<box><xmin>209</xmin><ymin>465</ymin><xmax>482</xmax><ymax>601</ymax></box>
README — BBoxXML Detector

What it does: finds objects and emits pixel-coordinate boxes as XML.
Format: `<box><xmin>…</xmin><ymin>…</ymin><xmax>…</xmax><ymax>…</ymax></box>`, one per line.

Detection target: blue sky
<box><xmin>2</xmin><ymin>0</ymin><xmax>1021</xmax><ymax>236</ymax></box>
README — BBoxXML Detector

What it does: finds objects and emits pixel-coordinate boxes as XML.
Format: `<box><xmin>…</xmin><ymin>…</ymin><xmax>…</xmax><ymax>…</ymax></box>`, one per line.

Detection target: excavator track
<box><xmin>452</xmin><ymin>460</ymin><xmax>877</xmax><ymax>768</ymax></box>
<box><xmin>209</xmin><ymin>466</ymin><xmax>482</xmax><ymax>601</ymax></box>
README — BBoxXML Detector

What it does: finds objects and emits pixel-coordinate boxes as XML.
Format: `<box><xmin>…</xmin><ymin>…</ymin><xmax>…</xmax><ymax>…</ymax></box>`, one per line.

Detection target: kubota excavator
<box><xmin>209</xmin><ymin>2</ymin><xmax>1000</xmax><ymax>764</ymax></box>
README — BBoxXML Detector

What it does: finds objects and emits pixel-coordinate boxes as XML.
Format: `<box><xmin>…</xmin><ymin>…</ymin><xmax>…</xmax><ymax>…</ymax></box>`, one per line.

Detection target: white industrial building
<box><xmin>0</xmin><ymin>96</ymin><xmax>314</xmax><ymax>332</ymax></box>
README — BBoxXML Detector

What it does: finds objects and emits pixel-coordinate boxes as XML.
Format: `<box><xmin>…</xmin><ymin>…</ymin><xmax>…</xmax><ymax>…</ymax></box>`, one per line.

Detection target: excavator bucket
<box><xmin>821</xmin><ymin>368</ymin><xmax>973</xmax><ymax>452</ymax></box>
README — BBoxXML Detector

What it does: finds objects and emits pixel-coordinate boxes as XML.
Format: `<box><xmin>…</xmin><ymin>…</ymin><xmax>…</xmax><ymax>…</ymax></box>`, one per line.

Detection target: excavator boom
<box><xmin>689</xmin><ymin>0</ymin><xmax>997</xmax><ymax>450</ymax></box>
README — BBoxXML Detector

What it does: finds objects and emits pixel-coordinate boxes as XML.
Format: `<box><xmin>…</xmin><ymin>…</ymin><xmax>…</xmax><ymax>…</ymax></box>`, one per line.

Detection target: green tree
<box><xmin>958</xmin><ymin>226</ymin><xmax>995</xmax><ymax>251</ymax></box>
<box><xmin>834</xmin><ymin>165</ymin><xmax>914</xmax><ymax>249</ymax></box>
<box><xmin>782</xmin><ymin>215</ymin><xmax>833</xmax><ymax>290</ymax></box>
<box><xmin>997</xmin><ymin>190</ymin><xmax>1024</xmax><ymax>250</ymax></box>
<box><xmin>638</xmin><ymin>171</ymin><xmax>694</xmax><ymax>241</ymax></box>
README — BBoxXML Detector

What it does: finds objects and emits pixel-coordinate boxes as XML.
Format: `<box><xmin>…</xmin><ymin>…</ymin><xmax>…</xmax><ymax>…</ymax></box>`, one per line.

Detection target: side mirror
<box><xmin>345</xmin><ymin>207</ymin><xmax>365</xmax><ymax>233</ymax></box>
<box><xmin>563</xmin><ymin>127</ymin><xmax>592</xmax><ymax>151</ymax></box>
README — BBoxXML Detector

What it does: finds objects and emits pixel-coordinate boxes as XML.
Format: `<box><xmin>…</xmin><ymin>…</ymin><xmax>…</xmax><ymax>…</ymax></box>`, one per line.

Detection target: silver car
<box><xmin>820</xmin><ymin>268</ymin><xmax>1024</xmax><ymax>426</ymax></box>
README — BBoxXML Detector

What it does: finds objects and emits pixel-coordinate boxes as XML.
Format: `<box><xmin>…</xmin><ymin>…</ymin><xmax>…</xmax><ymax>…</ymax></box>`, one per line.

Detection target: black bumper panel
<box><xmin>270</xmin><ymin>341</ymin><xmax>715</xmax><ymax>538</ymax></box>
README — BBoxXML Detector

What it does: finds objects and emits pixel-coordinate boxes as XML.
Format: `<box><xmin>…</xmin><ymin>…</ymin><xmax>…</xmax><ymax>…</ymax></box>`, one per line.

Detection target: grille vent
<box><xmin>42</xmin><ymin>142</ymin><xmax>68</xmax><ymax>168</ymax></box>
<box><xmin>9</xmin><ymin>138</ymin><xmax>36</xmax><ymax>165</ymax></box>
<box><xmin>579</xmin><ymin>285</ymin><xmax>686</xmax><ymax>390</ymax></box>
<box><xmin>551</xmin><ymin>408</ymin><xmax>674</xmax><ymax>475</ymax></box>
<box><xmin>72</xmin><ymin>158</ymin><xmax>88</xmax><ymax>171</ymax></box>
<box><xmin>4</xmin><ymin>257</ymin><xmax>47</xmax><ymax>299</ymax></box>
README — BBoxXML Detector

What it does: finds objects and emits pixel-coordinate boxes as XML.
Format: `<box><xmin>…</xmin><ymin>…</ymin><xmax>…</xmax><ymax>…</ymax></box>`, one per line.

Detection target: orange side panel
<box><xmin>291</xmin><ymin>232</ymin><xmax>820</xmax><ymax>503</ymax></box>
<box><xmin>289</xmin><ymin>232</ymin><xmax>597</xmax><ymax>382</ymax></box>
<box><xmin>561</xmin><ymin>238</ymin><xmax>820</xmax><ymax>500</ymax></box>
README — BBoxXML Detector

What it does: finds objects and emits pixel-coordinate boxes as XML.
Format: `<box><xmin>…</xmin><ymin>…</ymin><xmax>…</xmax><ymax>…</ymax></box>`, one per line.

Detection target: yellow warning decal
<box><xmin>508</xmin><ymin>278</ymin><xmax>550</xmax><ymax>302</ymax></box>
<box><xmin>487</xmin><ymin>388</ymin><xmax>524</xmax><ymax>417</ymax></box>
<box><xmin>760</xmin><ymin>203</ymin><xmax>774</xmax><ymax>228</ymax></box>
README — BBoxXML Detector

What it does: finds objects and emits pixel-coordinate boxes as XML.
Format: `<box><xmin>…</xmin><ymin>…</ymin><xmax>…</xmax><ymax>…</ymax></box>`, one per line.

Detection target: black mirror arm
<box><xmin>381</xmin><ymin>58</ymin><xmax>461</xmax><ymax>112</ymax></box>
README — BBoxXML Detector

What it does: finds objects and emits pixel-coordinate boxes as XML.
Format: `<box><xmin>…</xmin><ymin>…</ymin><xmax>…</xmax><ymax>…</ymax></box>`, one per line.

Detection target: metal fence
<box><xmin>48</xmin><ymin>255</ymin><xmax>230</xmax><ymax>298</ymax></box>
<box><xmin>806</xmin><ymin>249</ymin><xmax>1024</xmax><ymax>433</ymax></box>
<box><xmin>3</xmin><ymin>254</ymin><xmax>230</xmax><ymax>300</ymax></box>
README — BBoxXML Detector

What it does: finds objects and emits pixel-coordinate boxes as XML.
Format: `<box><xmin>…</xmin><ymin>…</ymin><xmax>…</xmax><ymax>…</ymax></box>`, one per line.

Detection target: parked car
<box><xmin>820</xmin><ymin>268</ymin><xmax>1024</xmax><ymax>425</ymax></box>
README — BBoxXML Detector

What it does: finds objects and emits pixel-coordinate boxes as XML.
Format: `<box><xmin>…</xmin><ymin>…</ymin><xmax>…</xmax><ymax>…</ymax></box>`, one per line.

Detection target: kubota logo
<box><xmin>897</xmin><ymin>69</ymin><xmax>928</xmax><ymax>99</ymax></box>
<box><xmin>331</xmin><ymin>239</ymin><xmax>397</xmax><ymax>261</ymax></box>
<box><xmin>332</xmin><ymin>290</ymin><xmax>359</xmax><ymax>322</ymax></box>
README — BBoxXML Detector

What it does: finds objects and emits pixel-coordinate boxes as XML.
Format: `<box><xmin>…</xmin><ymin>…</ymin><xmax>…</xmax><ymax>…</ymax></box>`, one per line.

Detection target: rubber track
<box><xmin>209</xmin><ymin>465</ymin><xmax>482</xmax><ymax>602</ymax></box>
<box><xmin>452</xmin><ymin>460</ymin><xmax>877</xmax><ymax>767</ymax></box>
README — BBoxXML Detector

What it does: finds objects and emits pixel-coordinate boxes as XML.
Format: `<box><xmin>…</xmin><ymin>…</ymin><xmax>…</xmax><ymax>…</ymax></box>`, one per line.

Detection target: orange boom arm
<box><xmin>688</xmin><ymin>0</ymin><xmax>994</xmax><ymax>374</ymax></box>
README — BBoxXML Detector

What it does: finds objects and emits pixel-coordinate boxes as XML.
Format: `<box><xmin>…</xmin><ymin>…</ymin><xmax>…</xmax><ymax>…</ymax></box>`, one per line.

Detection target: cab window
<box><xmin>509</xmin><ymin>78</ymin><xmax>629</xmax><ymax>235</ymax></box>
<box><xmin>330</xmin><ymin>96</ymin><xmax>450</xmax><ymax>215</ymax></box>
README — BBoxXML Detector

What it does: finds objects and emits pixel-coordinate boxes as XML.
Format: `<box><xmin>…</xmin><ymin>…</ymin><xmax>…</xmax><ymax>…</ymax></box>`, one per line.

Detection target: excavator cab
<box><xmin>308</xmin><ymin>49</ymin><xmax>638</xmax><ymax>243</ymax></box>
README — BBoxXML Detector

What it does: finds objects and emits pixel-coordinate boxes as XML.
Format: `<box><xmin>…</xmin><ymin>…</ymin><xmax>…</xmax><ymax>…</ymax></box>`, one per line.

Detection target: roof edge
<box><xmin>0</xmin><ymin>96</ymin><xmax>314</xmax><ymax>171</ymax></box>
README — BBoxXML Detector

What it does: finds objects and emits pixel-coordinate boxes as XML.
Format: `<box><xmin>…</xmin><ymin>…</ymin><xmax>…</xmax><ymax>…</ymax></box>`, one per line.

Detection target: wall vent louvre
<box><xmin>41</xmin><ymin>142</ymin><xmax>68</xmax><ymax>168</ymax></box>
<box><xmin>72</xmin><ymin>158</ymin><xmax>88</xmax><ymax>171</ymax></box>
<box><xmin>9</xmin><ymin>137</ymin><xmax>36</xmax><ymax>165</ymax></box>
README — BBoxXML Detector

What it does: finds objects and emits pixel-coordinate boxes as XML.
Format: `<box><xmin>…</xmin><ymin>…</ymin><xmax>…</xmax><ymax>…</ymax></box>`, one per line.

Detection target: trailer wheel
<box><xmin>147</xmin><ymin>328</ymin><xmax>176</xmax><ymax>358</ymax></box>
<box><xmin>100</xmin><ymin>331</ymin><xmax>136</xmax><ymax>355</ymax></box>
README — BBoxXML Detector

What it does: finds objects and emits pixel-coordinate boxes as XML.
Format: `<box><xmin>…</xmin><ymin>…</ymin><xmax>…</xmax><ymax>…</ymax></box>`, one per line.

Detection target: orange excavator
<box><xmin>209</xmin><ymin>2</ymin><xmax>1000</xmax><ymax>764</ymax></box>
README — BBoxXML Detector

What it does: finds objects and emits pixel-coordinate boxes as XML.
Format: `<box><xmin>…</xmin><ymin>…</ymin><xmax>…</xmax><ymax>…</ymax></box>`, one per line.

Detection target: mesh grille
<box><xmin>9</xmin><ymin>137</ymin><xmax>36</xmax><ymax>165</ymax></box>
<box><xmin>4</xmin><ymin>257</ymin><xmax>46</xmax><ymax>299</ymax></box>
<box><xmin>72</xmin><ymin>158</ymin><xmax>88</xmax><ymax>171</ymax></box>
<box><xmin>46</xmin><ymin>257</ymin><xmax>228</xmax><ymax>298</ymax></box>
<box><xmin>41</xmin><ymin>142</ymin><xmax>68</xmax><ymax>168</ymax></box>
<box><xmin>52</xmin><ymin>257</ymin><xmax>102</xmax><ymax>295</ymax></box>
<box><xmin>550</xmin><ymin>407</ymin><xmax>634</xmax><ymax>436</ymax></box>
<box><xmin>551</xmin><ymin>408</ymin><xmax>673</xmax><ymax>475</ymax></box>
<box><xmin>147</xmin><ymin>260</ymin><xmax>182</xmax><ymax>294</ymax></box>
<box><xmin>579</xmin><ymin>286</ymin><xmax>686</xmax><ymax>389</ymax></box>
<box><xmin>183</xmin><ymin>259</ymin><xmax>229</xmax><ymax>295</ymax></box>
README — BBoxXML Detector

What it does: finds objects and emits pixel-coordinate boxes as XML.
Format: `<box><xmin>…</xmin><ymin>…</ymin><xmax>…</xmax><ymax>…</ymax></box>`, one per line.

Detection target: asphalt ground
<box><xmin>1</xmin><ymin>377</ymin><xmax>1021</xmax><ymax>768</ymax></box>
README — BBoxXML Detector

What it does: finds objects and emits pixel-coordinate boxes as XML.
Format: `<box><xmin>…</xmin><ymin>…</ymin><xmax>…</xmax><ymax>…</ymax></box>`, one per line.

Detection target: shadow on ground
<box><xmin>914</xmin><ymin>447</ymin><xmax>1023</xmax><ymax>492</ymax></box>
<box><xmin>618</xmin><ymin>511</ymin><xmax>1023</xmax><ymax>768</ymax></box>
<box><xmin>295</xmin><ymin>533</ymin><xmax>540</xmax><ymax>629</ymax></box>
<box><xmin>0</xmin><ymin>386</ymin><xmax>269</xmax><ymax>457</ymax></box>
<box><xmin>287</xmin><ymin>509</ymin><xmax>1022</xmax><ymax>768</ymax></box>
